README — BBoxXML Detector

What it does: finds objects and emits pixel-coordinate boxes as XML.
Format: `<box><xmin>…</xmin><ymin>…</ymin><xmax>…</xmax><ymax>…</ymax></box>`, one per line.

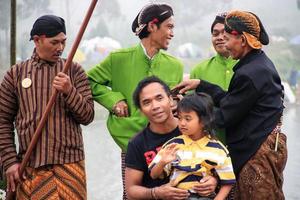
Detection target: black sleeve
<box><xmin>125</xmin><ymin>140</ymin><xmax>146</xmax><ymax>172</ymax></box>
<box><xmin>196</xmin><ymin>80</ymin><xmax>226</xmax><ymax>107</ymax></box>
<box><xmin>213</xmin><ymin>75</ymin><xmax>259</xmax><ymax>128</ymax></box>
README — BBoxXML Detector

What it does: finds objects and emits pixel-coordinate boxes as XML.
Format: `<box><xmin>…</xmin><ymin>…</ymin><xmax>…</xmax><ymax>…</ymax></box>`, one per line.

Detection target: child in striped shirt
<box><xmin>149</xmin><ymin>93</ymin><xmax>235</xmax><ymax>200</ymax></box>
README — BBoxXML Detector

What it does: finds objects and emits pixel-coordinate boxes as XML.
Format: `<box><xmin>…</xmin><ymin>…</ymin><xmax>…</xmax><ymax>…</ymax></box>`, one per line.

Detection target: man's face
<box><xmin>150</xmin><ymin>16</ymin><xmax>175</xmax><ymax>50</ymax></box>
<box><xmin>139</xmin><ymin>82</ymin><xmax>173</xmax><ymax>125</ymax></box>
<box><xmin>211</xmin><ymin>23</ymin><xmax>229</xmax><ymax>57</ymax></box>
<box><xmin>34</xmin><ymin>32</ymin><xmax>66</xmax><ymax>62</ymax></box>
<box><xmin>224</xmin><ymin>32</ymin><xmax>244</xmax><ymax>60</ymax></box>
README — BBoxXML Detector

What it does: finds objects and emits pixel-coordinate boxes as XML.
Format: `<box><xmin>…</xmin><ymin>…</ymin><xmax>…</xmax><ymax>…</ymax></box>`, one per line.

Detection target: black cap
<box><xmin>30</xmin><ymin>15</ymin><xmax>66</xmax><ymax>40</ymax></box>
<box><xmin>210</xmin><ymin>12</ymin><xmax>227</xmax><ymax>33</ymax></box>
<box><xmin>132</xmin><ymin>3</ymin><xmax>173</xmax><ymax>36</ymax></box>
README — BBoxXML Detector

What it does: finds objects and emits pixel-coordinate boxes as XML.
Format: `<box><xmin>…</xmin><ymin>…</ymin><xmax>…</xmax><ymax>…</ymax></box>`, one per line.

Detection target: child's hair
<box><xmin>177</xmin><ymin>92</ymin><xmax>216</xmax><ymax>136</ymax></box>
<box><xmin>133</xmin><ymin>76</ymin><xmax>171</xmax><ymax>109</ymax></box>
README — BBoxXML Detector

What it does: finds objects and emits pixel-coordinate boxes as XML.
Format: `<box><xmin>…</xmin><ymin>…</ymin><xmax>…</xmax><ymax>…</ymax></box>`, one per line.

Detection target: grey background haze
<box><xmin>0</xmin><ymin>0</ymin><xmax>300</xmax><ymax>199</ymax></box>
<box><xmin>0</xmin><ymin>0</ymin><xmax>300</xmax><ymax>77</ymax></box>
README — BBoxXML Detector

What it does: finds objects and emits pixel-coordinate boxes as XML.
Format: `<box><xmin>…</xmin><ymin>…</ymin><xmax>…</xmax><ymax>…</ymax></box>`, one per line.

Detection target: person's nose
<box><xmin>170</xmin><ymin>29</ymin><xmax>174</xmax><ymax>38</ymax></box>
<box><xmin>217</xmin><ymin>32</ymin><xmax>225</xmax><ymax>40</ymax></box>
<box><xmin>57</xmin><ymin>43</ymin><xmax>64</xmax><ymax>51</ymax></box>
<box><xmin>179</xmin><ymin>119</ymin><xmax>186</xmax><ymax>127</ymax></box>
<box><xmin>151</xmin><ymin>100</ymin><xmax>160</xmax><ymax>110</ymax></box>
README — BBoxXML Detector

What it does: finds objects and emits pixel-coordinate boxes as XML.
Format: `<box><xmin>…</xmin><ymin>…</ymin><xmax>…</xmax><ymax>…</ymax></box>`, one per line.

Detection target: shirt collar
<box><xmin>215</xmin><ymin>53</ymin><xmax>235</xmax><ymax>63</ymax></box>
<box><xmin>233</xmin><ymin>49</ymin><xmax>262</xmax><ymax>72</ymax></box>
<box><xmin>31</xmin><ymin>48</ymin><xmax>60</xmax><ymax>68</ymax></box>
<box><xmin>181</xmin><ymin>134</ymin><xmax>210</xmax><ymax>148</ymax></box>
<box><xmin>140</xmin><ymin>43</ymin><xmax>159</xmax><ymax>60</ymax></box>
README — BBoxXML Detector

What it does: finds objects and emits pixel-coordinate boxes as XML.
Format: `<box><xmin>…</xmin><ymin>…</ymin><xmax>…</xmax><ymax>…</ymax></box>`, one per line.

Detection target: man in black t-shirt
<box><xmin>126</xmin><ymin>124</ymin><xmax>180</xmax><ymax>188</ymax></box>
<box><xmin>125</xmin><ymin>76</ymin><xmax>217</xmax><ymax>199</ymax></box>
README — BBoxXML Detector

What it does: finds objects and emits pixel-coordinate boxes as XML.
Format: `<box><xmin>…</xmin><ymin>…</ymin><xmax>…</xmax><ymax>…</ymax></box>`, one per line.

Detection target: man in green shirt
<box><xmin>87</xmin><ymin>3</ymin><xmax>183</xmax><ymax>199</ymax></box>
<box><xmin>190</xmin><ymin>13</ymin><xmax>237</xmax><ymax>143</ymax></box>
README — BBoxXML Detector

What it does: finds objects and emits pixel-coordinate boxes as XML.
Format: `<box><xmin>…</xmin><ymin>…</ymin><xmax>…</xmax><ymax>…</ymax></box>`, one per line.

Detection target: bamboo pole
<box><xmin>10</xmin><ymin>0</ymin><xmax>16</xmax><ymax>66</ymax></box>
<box><xmin>6</xmin><ymin>0</ymin><xmax>98</xmax><ymax>199</ymax></box>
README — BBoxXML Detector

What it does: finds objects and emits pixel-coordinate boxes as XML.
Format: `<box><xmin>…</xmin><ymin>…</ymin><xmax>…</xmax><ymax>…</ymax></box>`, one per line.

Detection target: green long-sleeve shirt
<box><xmin>190</xmin><ymin>53</ymin><xmax>237</xmax><ymax>91</ymax></box>
<box><xmin>190</xmin><ymin>53</ymin><xmax>237</xmax><ymax>143</ymax></box>
<box><xmin>87</xmin><ymin>44</ymin><xmax>183</xmax><ymax>151</ymax></box>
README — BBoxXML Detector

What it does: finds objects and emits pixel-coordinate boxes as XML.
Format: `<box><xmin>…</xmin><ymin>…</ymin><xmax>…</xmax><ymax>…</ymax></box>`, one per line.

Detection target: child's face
<box><xmin>178</xmin><ymin>110</ymin><xmax>204</xmax><ymax>141</ymax></box>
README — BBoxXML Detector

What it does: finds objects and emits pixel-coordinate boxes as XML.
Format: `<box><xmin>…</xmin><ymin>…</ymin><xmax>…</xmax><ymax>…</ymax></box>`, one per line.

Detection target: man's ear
<box><xmin>169</xmin><ymin>95</ymin><xmax>174</xmax><ymax>103</ymax></box>
<box><xmin>147</xmin><ymin>21</ymin><xmax>157</xmax><ymax>33</ymax></box>
<box><xmin>241</xmin><ymin>34</ymin><xmax>247</xmax><ymax>47</ymax></box>
<box><xmin>169</xmin><ymin>95</ymin><xmax>176</xmax><ymax>108</ymax></box>
<box><xmin>33</xmin><ymin>35</ymin><xmax>40</xmax><ymax>45</ymax></box>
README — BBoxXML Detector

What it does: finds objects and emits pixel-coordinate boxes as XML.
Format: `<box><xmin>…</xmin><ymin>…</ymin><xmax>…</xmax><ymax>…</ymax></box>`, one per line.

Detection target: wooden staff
<box><xmin>6</xmin><ymin>0</ymin><xmax>98</xmax><ymax>199</ymax></box>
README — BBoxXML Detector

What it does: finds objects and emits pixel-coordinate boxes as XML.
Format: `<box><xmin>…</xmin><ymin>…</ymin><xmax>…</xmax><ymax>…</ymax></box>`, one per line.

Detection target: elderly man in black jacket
<box><xmin>174</xmin><ymin>10</ymin><xmax>287</xmax><ymax>200</ymax></box>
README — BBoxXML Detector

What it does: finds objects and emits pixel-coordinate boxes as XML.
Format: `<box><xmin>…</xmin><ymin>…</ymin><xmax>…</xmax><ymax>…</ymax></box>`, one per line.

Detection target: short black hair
<box><xmin>210</xmin><ymin>12</ymin><xmax>227</xmax><ymax>34</ymax></box>
<box><xmin>133</xmin><ymin>76</ymin><xmax>171</xmax><ymax>108</ymax></box>
<box><xmin>177</xmin><ymin>92</ymin><xmax>216</xmax><ymax>136</ymax></box>
<box><xmin>132</xmin><ymin>3</ymin><xmax>173</xmax><ymax>39</ymax></box>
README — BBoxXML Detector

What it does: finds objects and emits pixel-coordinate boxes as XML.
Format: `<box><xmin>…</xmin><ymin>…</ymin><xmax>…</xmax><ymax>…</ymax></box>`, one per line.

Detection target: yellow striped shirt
<box><xmin>149</xmin><ymin>135</ymin><xmax>236</xmax><ymax>191</ymax></box>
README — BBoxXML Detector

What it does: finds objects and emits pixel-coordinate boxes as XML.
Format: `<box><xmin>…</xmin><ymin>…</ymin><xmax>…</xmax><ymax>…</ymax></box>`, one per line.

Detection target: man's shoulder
<box><xmin>239</xmin><ymin>56</ymin><xmax>273</xmax><ymax>76</ymax></box>
<box><xmin>193</xmin><ymin>56</ymin><xmax>216</xmax><ymax>69</ymax></box>
<box><xmin>206</xmin><ymin>137</ymin><xmax>229</xmax><ymax>154</ymax></box>
<box><xmin>109</xmin><ymin>45</ymin><xmax>139</xmax><ymax>56</ymax></box>
<box><xmin>129</xmin><ymin>127</ymin><xmax>148</xmax><ymax>144</ymax></box>
<box><xmin>190</xmin><ymin>57</ymin><xmax>214</xmax><ymax>78</ymax></box>
<box><xmin>15</xmin><ymin>58</ymin><xmax>31</xmax><ymax>66</ymax></box>
<box><xmin>159</xmin><ymin>51</ymin><xmax>183</xmax><ymax>65</ymax></box>
<box><xmin>8</xmin><ymin>59</ymin><xmax>31</xmax><ymax>74</ymax></box>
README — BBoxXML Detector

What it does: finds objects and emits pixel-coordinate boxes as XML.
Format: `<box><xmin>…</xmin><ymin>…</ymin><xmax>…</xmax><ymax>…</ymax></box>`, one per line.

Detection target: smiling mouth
<box><xmin>153</xmin><ymin>111</ymin><xmax>164</xmax><ymax>117</ymax></box>
<box><xmin>54</xmin><ymin>52</ymin><xmax>62</xmax><ymax>57</ymax></box>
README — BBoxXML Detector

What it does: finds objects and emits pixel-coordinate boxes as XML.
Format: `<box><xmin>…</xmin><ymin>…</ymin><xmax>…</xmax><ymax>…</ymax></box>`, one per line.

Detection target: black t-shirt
<box><xmin>125</xmin><ymin>126</ymin><xmax>180</xmax><ymax>188</ymax></box>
